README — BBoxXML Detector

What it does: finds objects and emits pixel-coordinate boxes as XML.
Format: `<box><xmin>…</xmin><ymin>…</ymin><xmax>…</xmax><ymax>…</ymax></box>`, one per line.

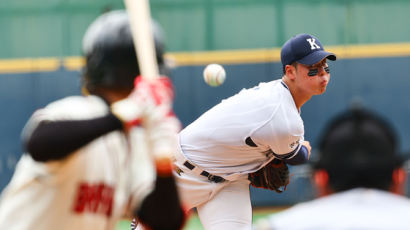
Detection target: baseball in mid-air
<box><xmin>203</xmin><ymin>63</ymin><xmax>226</xmax><ymax>87</ymax></box>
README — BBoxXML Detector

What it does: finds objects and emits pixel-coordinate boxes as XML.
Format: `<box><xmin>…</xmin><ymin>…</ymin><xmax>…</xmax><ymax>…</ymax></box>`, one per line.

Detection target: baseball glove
<box><xmin>248</xmin><ymin>159</ymin><xmax>290</xmax><ymax>193</ymax></box>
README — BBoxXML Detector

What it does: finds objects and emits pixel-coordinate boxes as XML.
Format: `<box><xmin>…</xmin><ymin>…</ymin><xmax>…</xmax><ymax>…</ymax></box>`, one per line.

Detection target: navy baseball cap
<box><xmin>281</xmin><ymin>33</ymin><xmax>336</xmax><ymax>73</ymax></box>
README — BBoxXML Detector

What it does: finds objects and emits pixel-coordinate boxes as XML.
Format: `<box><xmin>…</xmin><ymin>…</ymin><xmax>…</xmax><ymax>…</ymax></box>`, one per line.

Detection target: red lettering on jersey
<box><xmin>73</xmin><ymin>182</ymin><xmax>114</xmax><ymax>217</ymax></box>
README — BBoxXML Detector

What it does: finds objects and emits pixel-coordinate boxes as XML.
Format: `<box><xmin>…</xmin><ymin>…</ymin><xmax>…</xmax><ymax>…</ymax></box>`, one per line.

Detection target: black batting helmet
<box><xmin>82</xmin><ymin>10</ymin><xmax>167</xmax><ymax>92</ymax></box>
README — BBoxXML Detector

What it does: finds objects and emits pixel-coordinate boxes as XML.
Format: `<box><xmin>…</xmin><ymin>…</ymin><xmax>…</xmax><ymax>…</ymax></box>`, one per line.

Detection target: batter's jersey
<box><xmin>0</xmin><ymin>95</ymin><xmax>155</xmax><ymax>230</ymax></box>
<box><xmin>179</xmin><ymin>79</ymin><xmax>304</xmax><ymax>179</ymax></box>
<box><xmin>256</xmin><ymin>188</ymin><xmax>410</xmax><ymax>230</ymax></box>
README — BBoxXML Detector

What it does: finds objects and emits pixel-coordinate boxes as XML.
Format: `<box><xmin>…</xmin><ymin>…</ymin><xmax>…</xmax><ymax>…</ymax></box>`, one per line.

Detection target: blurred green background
<box><xmin>1</xmin><ymin>0</ymin><xmax>410</xmax><ymax>58</ymax></box>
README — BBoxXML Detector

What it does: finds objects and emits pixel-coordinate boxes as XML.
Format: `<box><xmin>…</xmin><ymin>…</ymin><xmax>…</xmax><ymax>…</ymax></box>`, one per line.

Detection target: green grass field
<box><xmin>116</xmin><ymin>207</ymin><xmax>284</xmax><ymax>230</ymax></box>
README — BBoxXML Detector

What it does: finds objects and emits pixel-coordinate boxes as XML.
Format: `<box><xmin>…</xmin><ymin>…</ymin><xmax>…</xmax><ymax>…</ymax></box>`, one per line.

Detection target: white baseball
<box><xmin>203</xmin><ymin>64</ymin><xmax>226</xmax><ymax>87</ymax></box>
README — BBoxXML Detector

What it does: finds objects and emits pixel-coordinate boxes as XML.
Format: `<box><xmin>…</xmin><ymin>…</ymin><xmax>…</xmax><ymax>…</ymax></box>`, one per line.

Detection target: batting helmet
<box><xmin>82</xmin><ymin>10</ymin><xmax>167</xmax><ymax>92</ymax></box>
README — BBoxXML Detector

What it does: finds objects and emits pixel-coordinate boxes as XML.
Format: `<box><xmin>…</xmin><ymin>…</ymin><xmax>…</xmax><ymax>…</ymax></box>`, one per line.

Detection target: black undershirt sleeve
<box><xmin>25</xmin><ymin>113</ymin><xmax>123</xmax><ymax>162</ymax></box>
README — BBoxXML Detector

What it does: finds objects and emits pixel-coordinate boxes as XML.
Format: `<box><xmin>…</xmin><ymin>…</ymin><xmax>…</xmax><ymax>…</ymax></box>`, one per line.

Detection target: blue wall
<box><xmin>170</xmin><ymin>56</ymin><xmax>410</xmax><ymax>205</ymax></box>
<box><xmin>0</xmin><ymin>70</ymin><xmax>82</xmax><ymax>188</ymax></box>
<box><xmin>172</xmin><ymin>57</ymin><xmax>410</xmax><ymax>153</ymax></box>
<box><xmin>1</xmin><ymin>56</ymin><xmax>410</xmax><ymax>205</ymax></box>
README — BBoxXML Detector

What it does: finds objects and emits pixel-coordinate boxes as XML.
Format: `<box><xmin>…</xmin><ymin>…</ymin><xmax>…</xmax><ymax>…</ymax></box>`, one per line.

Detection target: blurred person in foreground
<box><xmin>0</xmin><ymin>10</ymin><xmax>185</xmax><ymax>230</ymax></box>
<box><xmin>254</xmin><ymin>106</ymin><xmax>410</xmax><ymax>230</ymax></box>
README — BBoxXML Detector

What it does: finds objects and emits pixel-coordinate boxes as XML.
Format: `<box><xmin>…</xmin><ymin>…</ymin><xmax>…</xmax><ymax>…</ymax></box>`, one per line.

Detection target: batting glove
<box><xmin>111</xmin><ymin>76</ymin><xmax>181</xmax><ymax>171</ymax></box>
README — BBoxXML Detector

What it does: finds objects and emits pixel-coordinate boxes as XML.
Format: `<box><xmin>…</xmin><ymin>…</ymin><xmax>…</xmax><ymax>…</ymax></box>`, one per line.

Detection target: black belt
<box><xmin>183</xmin><ymin>161</ymin><xmax>226</xmax><ymax>183</ymax></box>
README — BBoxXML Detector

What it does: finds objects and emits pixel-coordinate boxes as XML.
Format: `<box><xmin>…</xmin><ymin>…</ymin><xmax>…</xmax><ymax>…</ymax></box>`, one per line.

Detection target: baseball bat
<box><xmin>124</xmin><ymin>0</ymin><xmax>174</xmax><ymax>175</ymax></box>
<box><xmin>124</xmin><ymin>0</ymin><xmax>159</xmax><ymax>80</ymax></box>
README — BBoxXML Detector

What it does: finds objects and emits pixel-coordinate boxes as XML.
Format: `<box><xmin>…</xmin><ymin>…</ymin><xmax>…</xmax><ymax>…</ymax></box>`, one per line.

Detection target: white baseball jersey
<box><xmin>179</xmin><ymin>79</ymin><xmax>304</xmax><ymax>179</ymax></box>
<box><xmin>255</xmin><ymin>188</ymin><xmax>410</xmax><ymax>230</ymax></box>
<box><xmin>0</xmin><ymin>95</ymin><xmax>155</xmax><ymax>230</ymax></box>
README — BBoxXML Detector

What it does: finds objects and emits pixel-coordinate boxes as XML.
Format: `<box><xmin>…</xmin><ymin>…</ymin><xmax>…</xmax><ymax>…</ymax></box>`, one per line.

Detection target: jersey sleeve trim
<box><xmin>271</xmin><ymin>144</ymin><xmax>301</xmax><ymax>160</ymax></box>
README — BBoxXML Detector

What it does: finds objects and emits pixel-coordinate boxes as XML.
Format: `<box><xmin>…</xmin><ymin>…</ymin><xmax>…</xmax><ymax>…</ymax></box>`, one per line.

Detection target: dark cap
<box><xmin>281</xmin><ymin>33</ymin><xmax>336</xmax><ymax>73</ymax></box>
<box><xmin>314</xmin><ymin>107</ymin><xmax>405</xmax><ymax>191</ymax></box>
<box><xmin>316</xmin><ymin>107</ymin><xmax>403</xmax><ymax>172</ymax></box>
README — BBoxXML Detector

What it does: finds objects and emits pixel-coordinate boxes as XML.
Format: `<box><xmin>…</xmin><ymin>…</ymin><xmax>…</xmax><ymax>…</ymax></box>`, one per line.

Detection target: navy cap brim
<box><xmin>297</xmin><ymin>50</ymin><xmax>336</xmax><ymax>66</ymax></box>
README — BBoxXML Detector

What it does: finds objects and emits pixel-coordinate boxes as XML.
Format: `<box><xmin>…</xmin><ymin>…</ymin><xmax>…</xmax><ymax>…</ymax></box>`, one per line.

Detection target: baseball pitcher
<box><xmin>173</xmin><ymin>33</ymin><xmax>336</xmax><ymax>230</ymax></box>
